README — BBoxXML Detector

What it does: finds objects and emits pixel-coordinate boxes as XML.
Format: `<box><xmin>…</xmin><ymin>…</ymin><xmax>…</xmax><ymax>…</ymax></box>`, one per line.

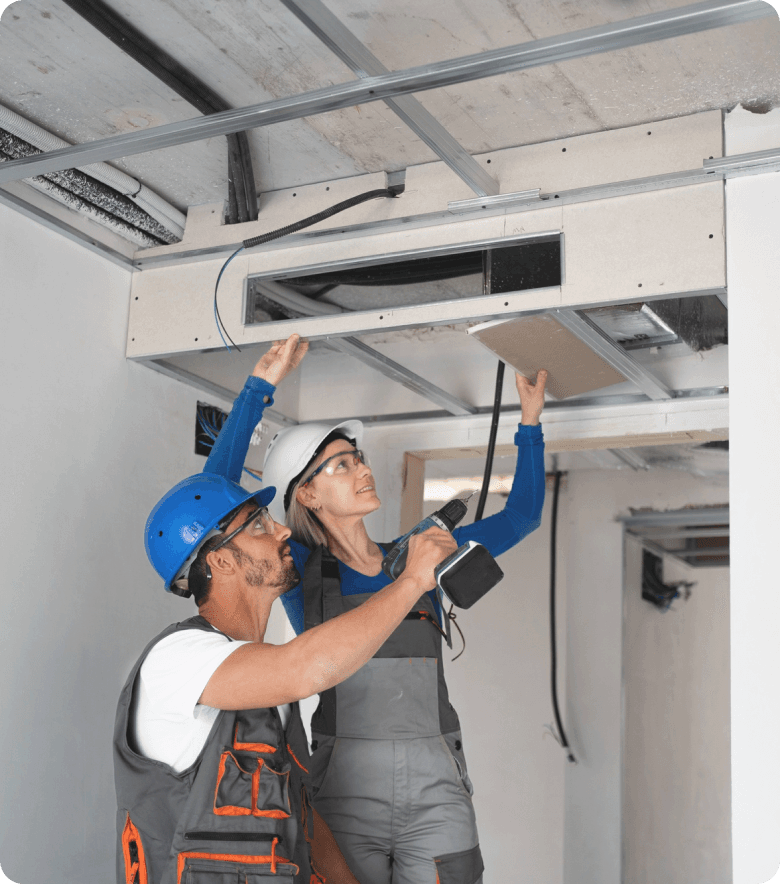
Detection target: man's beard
<box><xmin>239</xmin><ymin>549</ymin><xmax>300</xmax><ymax>594</ymax></box>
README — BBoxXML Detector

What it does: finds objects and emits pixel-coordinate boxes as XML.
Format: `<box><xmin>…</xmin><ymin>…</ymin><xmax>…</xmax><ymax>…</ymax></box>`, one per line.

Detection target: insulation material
<box><xmin>0</xmin><ymin>129</ymin><xmax>175</xmax><ymax>246</ymax></box>
<box><xmin>468</xmin><ymin>314</ymin><xmax>626</xmax><ymax>399</ymax></box>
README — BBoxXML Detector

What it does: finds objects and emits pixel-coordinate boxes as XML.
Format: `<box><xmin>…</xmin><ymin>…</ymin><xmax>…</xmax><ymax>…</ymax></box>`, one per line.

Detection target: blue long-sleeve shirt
<box><xmin>205</xmin><ymin>376</ymin><xmax>546</xmax><ymax>634</ymax></box>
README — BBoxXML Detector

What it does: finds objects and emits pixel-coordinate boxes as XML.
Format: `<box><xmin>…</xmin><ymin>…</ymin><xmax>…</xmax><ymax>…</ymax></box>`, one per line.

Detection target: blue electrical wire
<box><xmin>198</xmin><ymin>411</ymin><xmax>262</xmax><ymax>482</ymax></box>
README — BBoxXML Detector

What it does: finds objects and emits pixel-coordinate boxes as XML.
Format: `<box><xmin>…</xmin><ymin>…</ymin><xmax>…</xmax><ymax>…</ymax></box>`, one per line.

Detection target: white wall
<box><xmin>0</xmin><ymin>204</ymin><xmax>289</xmax><ymax>884</ymax></box>
<box><xmin>392</xmin><ymin>451</ymin><xmax>728</xmax><ymax>884</ymax></box>
<box><xmin>726</xmin><ymin>106</ymin><xmax>780</xmax><ymax>884</ymax></box>
<box><xmin>623</xmin><ymin>540</ymin><xmax>730</xmax><ymax>884</ymax></box>
<box><xmin>560</xmin><ymin>467</ymin><xmax>729</xmax><ymax>884</ymax></box>
<box><xmin>443</xmin><ymin>484</ymin><xmax>566</xmax><ymax>884</ymax></box>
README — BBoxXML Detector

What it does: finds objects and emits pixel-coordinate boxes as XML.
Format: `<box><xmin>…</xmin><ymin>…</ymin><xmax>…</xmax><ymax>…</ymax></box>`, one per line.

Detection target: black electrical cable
<box><xmin>436</xmin><ymin>359</ymin><xmax>506</xmax><ymax>663</ymax></box>
<box><xmin>61</xmin><ymin>0</ymin><xmax>259</xmax><ymax>224</ymax></box>
<box><xmin>236</xmin><ymin>131</ymin><xmax>258</xmax><ymax>224</ymax></box>
<box><xmin>550</xmin><ymin>471</ymin><xmax>576</xmax><ymax>764</ymax></box>
<box><xmin>214</xmin><ymin>187</ymin><xmax>399</xmax><ymax>351</ymax></box>
<box><xmin>474</xmin><ymin>361</ymin><xmax>505</xmax><ymax>522</ymax></box>
<box><xmin>226</xmin><ymin>140</ymin><xmax>242</xmax><ymax>225</ymax></box>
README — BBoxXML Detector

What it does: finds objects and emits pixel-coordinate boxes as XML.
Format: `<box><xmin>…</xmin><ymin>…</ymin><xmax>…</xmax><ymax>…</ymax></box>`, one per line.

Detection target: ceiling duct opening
<box><xmin>585</xmin><ymin>296</ymin><xmax>728</xmax><ymax>352</ymax></box>
<box><xmin>244</xmin><ymin>236</ymin><xmax>562</xmax><ymax>325</ymax></box>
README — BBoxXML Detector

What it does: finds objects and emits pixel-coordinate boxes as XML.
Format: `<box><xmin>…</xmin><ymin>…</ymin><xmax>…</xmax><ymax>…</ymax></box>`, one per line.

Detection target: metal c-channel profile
<box><xmin>142</xmin><ymin>359</ymin><xmax>298</xmax><ymax>427</ymax></box>
<box><xmin>329</xmin><ymin>336</ymin><xmax>478</xmax><ymax>416</ymax></box>
<box><xmin>553</xmin><ymin>309</ymin><xmax>673</xmax><ymax>401</ymax></box>
<box><xmin>0</xmin><ymin>0</ymin><xmax>772</xmax><ymax>183</ymax></box>
<box><xmin>619</xmin><ymin>506</ymin><xmax>730</xmax><ymax>527</ymax></box>
<box><xmin>278</xmin><ymin>0</ymin><xmax>499</xmax><ymax>197</ymax></box>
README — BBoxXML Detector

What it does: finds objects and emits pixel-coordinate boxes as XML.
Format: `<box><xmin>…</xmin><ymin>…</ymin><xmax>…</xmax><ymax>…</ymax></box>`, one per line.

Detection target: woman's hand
<box><xmin>251</xmin><ymin>333</ymin><xmax>309</xmax><ymax>387</ymax></box>
<box><xmin>516</xmin><ymin>369</ymin><xmax>548</xmax><ymax>426</ymax></box>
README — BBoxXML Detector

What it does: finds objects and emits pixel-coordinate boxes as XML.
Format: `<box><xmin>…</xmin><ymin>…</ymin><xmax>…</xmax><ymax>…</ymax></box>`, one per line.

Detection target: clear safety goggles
<box><xmin>213</xmin><ymin>505</ymin><xmax>277</xmax><ymax>551</ymax></box>
<box><xmin>302</xmin><ymin>449</ymin><xmax>370</xmax><ymax>485</ymax></box>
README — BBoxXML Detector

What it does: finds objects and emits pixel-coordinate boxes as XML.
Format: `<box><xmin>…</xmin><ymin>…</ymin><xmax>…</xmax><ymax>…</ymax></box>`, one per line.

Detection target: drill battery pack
<box><xmin>436</xmin><ymin>540</ymin><xmax>505</xmax><ymax>609</ymax></box>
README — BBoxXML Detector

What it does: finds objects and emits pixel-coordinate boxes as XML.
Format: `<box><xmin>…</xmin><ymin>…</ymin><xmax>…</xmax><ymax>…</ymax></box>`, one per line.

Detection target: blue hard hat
<box><xmin>145</xmin><ymin>472</ymin><xmax>276</xmax><ymax>593</ymax></box>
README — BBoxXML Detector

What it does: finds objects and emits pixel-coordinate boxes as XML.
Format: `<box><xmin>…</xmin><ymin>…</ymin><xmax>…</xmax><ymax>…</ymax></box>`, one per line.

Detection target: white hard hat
<box><xmin>262</xmin><ymin>419</ymin><xmax>363</xmax><ymax>523</ymax></box>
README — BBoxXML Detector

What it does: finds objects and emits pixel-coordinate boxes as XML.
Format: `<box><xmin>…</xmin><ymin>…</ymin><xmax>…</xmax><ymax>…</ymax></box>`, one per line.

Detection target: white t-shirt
<box><xmin>132</xmin><ymin>625</ymin><xmax>290</xmax><ymax>773</ymax></box>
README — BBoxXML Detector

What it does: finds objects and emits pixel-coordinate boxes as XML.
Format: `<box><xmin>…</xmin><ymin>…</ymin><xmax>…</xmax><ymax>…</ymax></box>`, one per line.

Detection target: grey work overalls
<box><xmin>303</xmin><ymin>547</ymin><xmax>485</xmax><ymax>884</ymax></box>
<box><xmin>114</xmin><ymin>616</ymin><xmax>318</xmax><ymax>884</ymax></box>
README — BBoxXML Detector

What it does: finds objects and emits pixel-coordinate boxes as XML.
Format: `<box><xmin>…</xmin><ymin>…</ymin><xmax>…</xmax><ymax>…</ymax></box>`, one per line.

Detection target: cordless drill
<box><xmin>381</xmin><ymin>495</ymin><xmax>504</xmax><ymax>609</ymax></box>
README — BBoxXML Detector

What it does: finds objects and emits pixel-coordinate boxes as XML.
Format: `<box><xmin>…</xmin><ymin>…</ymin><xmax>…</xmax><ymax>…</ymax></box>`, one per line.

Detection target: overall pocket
<box><xmin>177</xmin><ymin>846</ymin><xmax>298</xmax><ymax>884</ymax></box>
<box><xmin>214</xmin><ymin>751</ymin><xmax>291</xmax><ymax>818</ymax></box>
<box><xmin>434</xmin><ymin>844</ymin><xmax>484</xmax><ymax>884</ymax></box>
<box><xmin>232</xmin><ymin>712</ymin><xmax>278</xmax><ymax>754</ymax></box>
<box><xmin>121</xmin><ymin>813</ymin><xmax>148</xmax><ymax>884</ymax></box>
<box><xmin>308</xmin><ymin>735</ymin><xmax>339</xmax><ymax>800</ymax></box>
<box><xmin>440</xmin><ymin>731</ymin><xmax>474</xmax><ymax>797</ymax></box>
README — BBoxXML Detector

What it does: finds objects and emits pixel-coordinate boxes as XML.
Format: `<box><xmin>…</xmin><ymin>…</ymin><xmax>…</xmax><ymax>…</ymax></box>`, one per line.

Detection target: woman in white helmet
<box><xmin>205</xmin><ymin>334</ymin><xmax>547</xmax><ymax>884</ymax></box>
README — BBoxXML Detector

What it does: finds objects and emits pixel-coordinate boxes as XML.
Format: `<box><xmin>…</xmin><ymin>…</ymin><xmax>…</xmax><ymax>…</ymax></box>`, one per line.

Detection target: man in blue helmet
<box><xmin>114</xmin><ymin>336</ymin><xmax>458</xmax><ymax>884</ymax></box>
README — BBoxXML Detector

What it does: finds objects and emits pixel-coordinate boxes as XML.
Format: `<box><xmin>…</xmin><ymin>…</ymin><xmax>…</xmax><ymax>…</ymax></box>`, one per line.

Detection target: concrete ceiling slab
<box><xmin>1</xmin><ymin>0</ymin><xmax>778</xmax><ymax>215</ymax></box>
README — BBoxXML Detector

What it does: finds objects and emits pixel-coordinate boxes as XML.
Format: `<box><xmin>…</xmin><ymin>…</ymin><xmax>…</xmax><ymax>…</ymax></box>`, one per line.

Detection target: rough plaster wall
<box><xmin>623</xmin><ymin>541</ymin><xmax>730</xmax><ymax>884</ymax></box>
<box><xmin>0</xmin><ymin>203</ymin><xmax>286</xmax><ymax>884</ymax></box>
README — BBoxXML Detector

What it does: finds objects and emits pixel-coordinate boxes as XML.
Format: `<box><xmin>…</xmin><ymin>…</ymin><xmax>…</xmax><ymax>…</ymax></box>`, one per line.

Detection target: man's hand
<box><xmin>515</xmin><ymin>369</ymin><xmax>548</xmax><ymax>426</ymax></box>
<box><xmin>402</xmin><ymin>527</ymin><xmax>459</xmax><ymax>592</ymax></box>
<box><xmin>251</xmin><ymin>333</ymin><xmax>309</xmax><ymax>386</ymax></box>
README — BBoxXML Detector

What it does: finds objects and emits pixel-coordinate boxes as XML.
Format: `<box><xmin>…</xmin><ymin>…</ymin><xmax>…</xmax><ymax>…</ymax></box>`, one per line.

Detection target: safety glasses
<box><xmin>212</xmin><ymin>505</ymin><xmax>276</xmax><ymax>552</ymax></box>
<box><xmin>302</xmin><ymin>449</ymin><xmax>370</xmax><ymax>486</ymax></box>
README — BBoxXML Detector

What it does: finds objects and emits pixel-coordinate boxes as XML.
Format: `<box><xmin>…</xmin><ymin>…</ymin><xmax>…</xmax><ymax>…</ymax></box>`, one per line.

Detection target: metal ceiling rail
<box><xmin>609</xmin><ymin>448</ymin><xmax>651</xmax><ymax>470</ymax></box>
<box><xmin>647</xmin><ymin>547</ymin><xmax>729</xmax><ymax>558</ymax></box>
<box><xmin>630</xmin><ymin>533</ymin><xmax>727</xmax><ymax>568</ymax></box>
<box><xmin>319</xmin><ymin>386</ymin><xmax>728</xmax><ymax>428</ymax></box>
<box><xmin>144</xmin><ymin>359</ymin><xmax>298</xmax><ymax>426</ymax></box>
<box><xmin>640</xmin><ymin>526</ymin><xmax>731</xmax><ymax>539</ymax></box>
<box><xmin>0</xmin><ymin>0</ymin><xmax>772</xmax><ymax>184</ymax></box>
<box><xmin>0</xmin><ymin>185</ymin><xmax>134</xmax><ymax>268</ymax></box>
<box><xmin>278</xmin><ymin>0</ymin><xmax>498</xmax><ymax>198</ymax></box>
<box><xmin>554</xmin><ymin>309</ymin><xmax>673</xmax><ymax>400</ymax></box>
<box><xmin>703</xmin><ymin>147</ymin><xmax>780</xmax><ymax>175</ymax></box>
<box><xmin>329</xmin><ymin>336</ymin><xmax>478</xmax><ymax>416</ymax></box>
<box><xmin>133</xmin><ymin>146</ymin><xmax>780</xmax><ymax>270</ymax></box>
<box><xmin>619</xmin><ymin>506</ymin><xmax>730</xmax><ymax>527</ymax></box>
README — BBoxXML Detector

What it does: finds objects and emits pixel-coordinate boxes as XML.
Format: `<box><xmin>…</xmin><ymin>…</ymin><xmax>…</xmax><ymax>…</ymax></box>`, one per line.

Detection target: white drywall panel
<box><xmin>726</xmin><ymin>105</ymin><xmax>780</xmax><ymax>884</ymax></box>
<box><xmin>127</xmin><ymin>180</ymin><xmax>724</xmax><ymax>359</ymax></box>
<box><xmin>127</xmin><ymin>213</ymin><xmax>563</xmax><ymax>358</ymax></box>
<box><xmin>127</xmin><ymin>112</ymin><xmax>724</xmax><ymax>362</ymax></box>
<box><xmin>560</xmin><ymin>182</ymin><xmax>725</xmax><ymax>308</ymax></box>
<box><xmin>0</xmin><ymin>202</ymin><xmax>288</xmax><ymax>884</ymax></box>
<box><xmin>135</xmin><ymin>111</ymin><xmax>722</xmax><ymax>260</ymax></box>
<box><xmin>623</xmin><ymin>540</ymin><xmax>730</xmax><ymax>884</ymax></box>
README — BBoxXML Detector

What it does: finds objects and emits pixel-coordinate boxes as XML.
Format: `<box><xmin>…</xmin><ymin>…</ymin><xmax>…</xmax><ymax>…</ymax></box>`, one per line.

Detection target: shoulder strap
<box><xmin>175</xmin><ymin>614</ymin><xmax>233</xmax><ymax>641</ymax></box>
<box><xmin>303</xmin><ymin>545</ymin><xmax>326</xmax><ymax>632</ymax></box>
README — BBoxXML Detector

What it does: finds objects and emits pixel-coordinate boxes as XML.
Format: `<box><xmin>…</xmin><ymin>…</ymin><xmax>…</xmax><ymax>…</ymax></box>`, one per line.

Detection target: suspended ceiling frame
<box><xmin>1</xmin><ymin>0</ymin><xmax>763</xmax><ymax>444</ymax></box>
<box><xmin>124</xmin><ymin>104</ymin><xmax>732</xmax><ymax>439</ymax></box>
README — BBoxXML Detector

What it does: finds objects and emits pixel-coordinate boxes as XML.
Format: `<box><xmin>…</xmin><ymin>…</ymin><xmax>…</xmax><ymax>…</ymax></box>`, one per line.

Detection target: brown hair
<box><xmin>286</xmin><ymin>473</ymin><xmax>330</xmax><ymax>549</ymax></box>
